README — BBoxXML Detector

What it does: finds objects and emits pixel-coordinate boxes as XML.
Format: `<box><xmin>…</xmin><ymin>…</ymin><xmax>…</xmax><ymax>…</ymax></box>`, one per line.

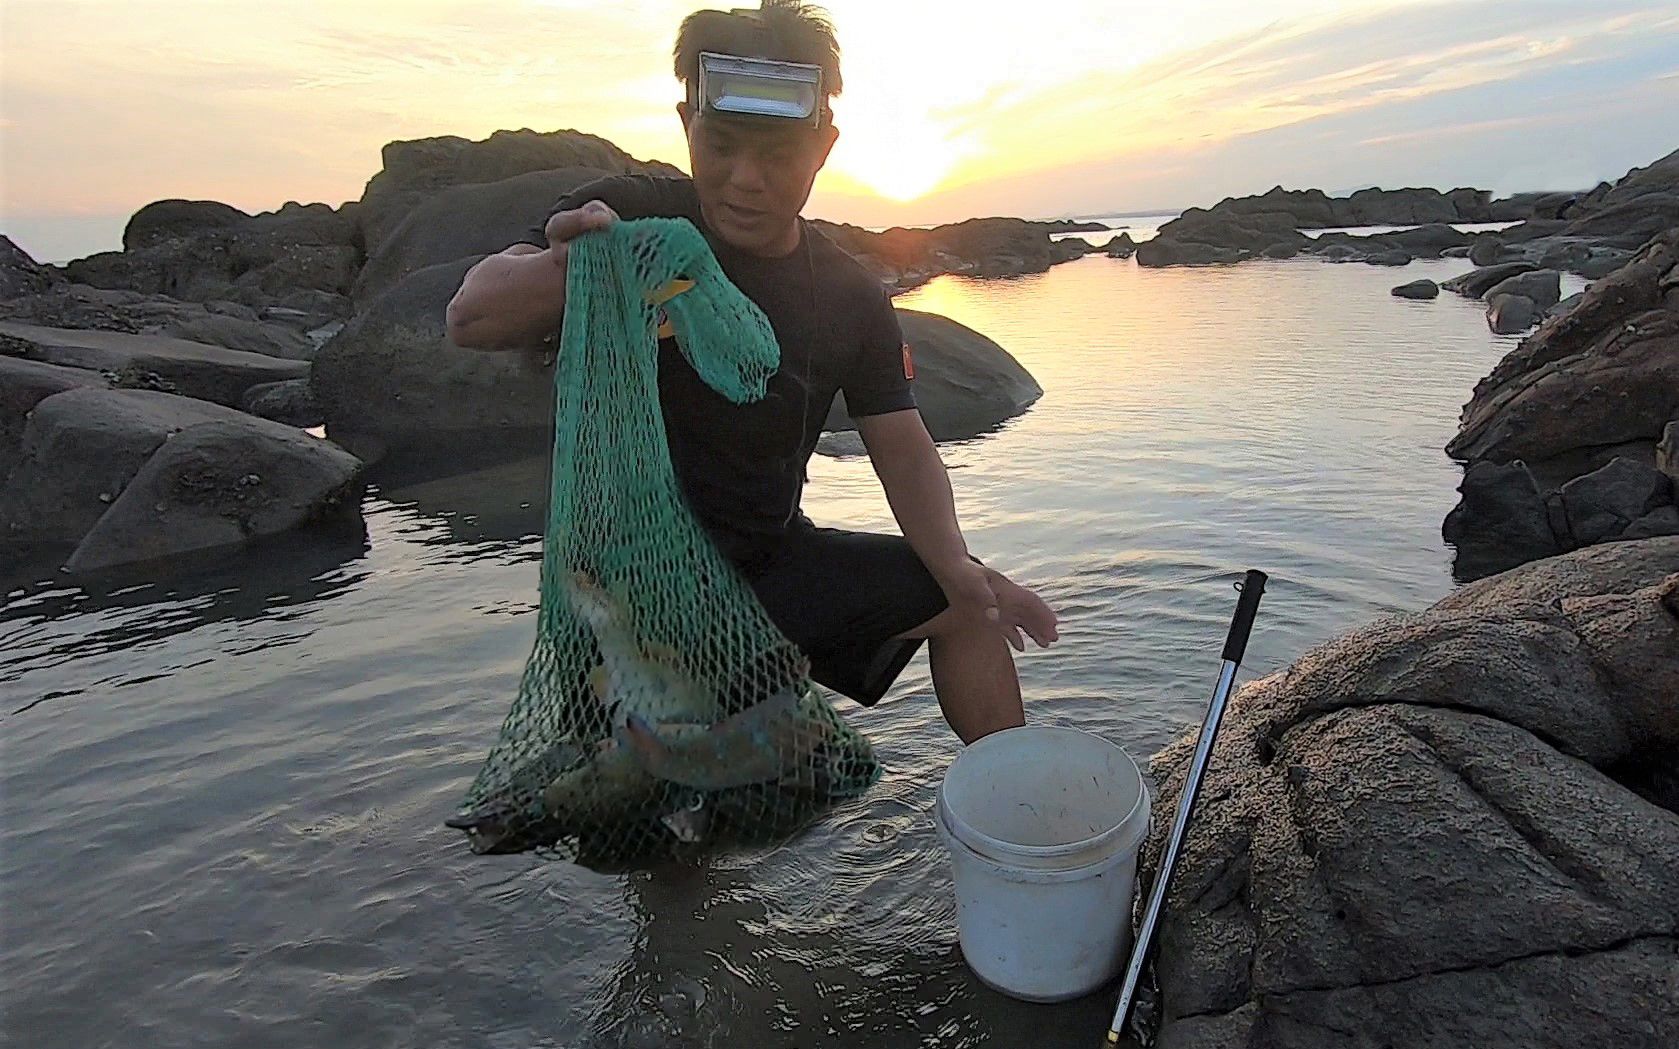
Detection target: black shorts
<box><xmin>739</xmin><ymin>524</ymin><xmax>950</xmax><ymax>707</ymax></box>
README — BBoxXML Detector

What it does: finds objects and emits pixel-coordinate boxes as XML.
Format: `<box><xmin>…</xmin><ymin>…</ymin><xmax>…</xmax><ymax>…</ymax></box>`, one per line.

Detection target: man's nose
<box><xmin>728</xmin><ymin>154</ymin><xmax>769</xmax><ymax>194</ymax></box>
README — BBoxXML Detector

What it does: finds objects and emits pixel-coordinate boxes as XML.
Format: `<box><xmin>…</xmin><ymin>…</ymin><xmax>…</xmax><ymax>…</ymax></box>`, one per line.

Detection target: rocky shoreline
<box><xmin>0</xmin><ymin>129</ymin><xmax>1050</xmax><ymax>575</ymax></box>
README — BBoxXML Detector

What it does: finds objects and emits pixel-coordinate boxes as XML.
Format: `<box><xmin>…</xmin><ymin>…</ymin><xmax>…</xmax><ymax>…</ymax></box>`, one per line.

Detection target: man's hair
<box><xmin>673</xmin><ymin>0</ymin><xmax>844</xmax><ymax>112</ymax></box>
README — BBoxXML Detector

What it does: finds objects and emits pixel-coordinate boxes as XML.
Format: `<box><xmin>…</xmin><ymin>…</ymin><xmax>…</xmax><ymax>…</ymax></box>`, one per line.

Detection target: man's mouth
<box><xmin>722</xmin><ymin>202</ymin><xmax>767</xmax><ymax>224</ymax></box>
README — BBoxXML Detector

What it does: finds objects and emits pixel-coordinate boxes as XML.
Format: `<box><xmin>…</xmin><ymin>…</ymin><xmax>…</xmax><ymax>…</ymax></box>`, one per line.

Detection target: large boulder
<box><xmin>63</xmin><ymin>418</ymin><xmax>364</xmax><ymax>574</ymax></box>
<box><xmin>0</xmin><ymin>356</ymin><xmax>111</xmax><ymax>479</ymax></box>
<box><xmin>1441</xmin><ymin>261</ymin><xmax>1539</xmax><ymax>299</ymax></box>
<box><xmin>355</xmin><ymin>129</ymin><xmax>682</xmax><ymax>256</ymax></box>
<box><xmin>1</xmin><ymin>236</ymin><xmax>64</xmax><ymax>300</ymax></box>
<box><xmin>1467</xmin><ymin>236</ymin><xmax>1504</xmax><ymax>266</ymax></box>
<box><xmin>1143</xmin><ymin>539</ymin><xmax>1679</xmax><ymax>1049</ymax></box>
<box><xmin>0</xmin><ymin>388</ymin><xmax>258</xmax><ymax>544</ymax></box>
<box><xmin>309</xmin><ymin>256</ymin><xmax>555</xmax><ymax>465</ymax></box>
<box><xmin>1442</xmin><ymin>459</ymin><xmax>1560</xmax><ymax>575</ymax></box>
<box><xmin>824</xmin><ymin>309</ymin><xmax>1042</xmax><ymax>441</ymax></box>
<box><xmin>0</xmin><ymin>284</ymin><xmax>321</xmax><ymax>360</ymax></box>
<box><xmin>1485</xmin><ymin>293</ymin><xmax>1539</xmax><ymax>335</ymax></box>
<box><xmin>350</xmin><ymin>166</ymin><xmax>608</xmax><ymax>305</ymax></box>
<box><xmin>0</xmin><ymin>321</ymin><xmax>307</xmax><ymax>407</ymax></box>
<box><xmin>1105</xmin><ymin>232</ymin><xmax>1138</xmax><ymax>258</ymax></box>
<box><xmin>122</xmin><ymin>199</ymin><xmax>250</xmax><ymax>251</ymax></box>
<box><xmin>1485</xmin><ymin>269</ymin><xmax>1561</xmax><ymax>311</ymax></box>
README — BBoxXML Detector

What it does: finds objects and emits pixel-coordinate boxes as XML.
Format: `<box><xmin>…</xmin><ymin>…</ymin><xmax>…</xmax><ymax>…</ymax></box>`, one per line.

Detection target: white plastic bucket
<box><xmin>934</xmin><ymin>724</ymin><xmax>1151</xmax><ymax>1002</ymax></box>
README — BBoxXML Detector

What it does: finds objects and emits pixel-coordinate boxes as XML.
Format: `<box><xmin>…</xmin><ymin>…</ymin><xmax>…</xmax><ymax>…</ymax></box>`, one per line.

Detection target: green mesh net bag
<box><xmin>447</xmin><ymin>217</ymin><xmax>882</xmax><ymax>863</ymax></box>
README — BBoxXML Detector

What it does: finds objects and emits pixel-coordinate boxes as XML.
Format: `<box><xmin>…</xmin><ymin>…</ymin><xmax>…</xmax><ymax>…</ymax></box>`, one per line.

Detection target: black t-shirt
<box><xmin>528</xmin><ymin>175</ymin><xmax>915</xmax><ymax>565</ymax></box>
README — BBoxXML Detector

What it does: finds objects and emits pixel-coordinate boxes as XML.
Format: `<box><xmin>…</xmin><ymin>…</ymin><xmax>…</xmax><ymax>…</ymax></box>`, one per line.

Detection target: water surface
<box><xmin>1</xmin><ymin>251</ymin><xmax>1573</xmax><ymax>1048</ymax></box>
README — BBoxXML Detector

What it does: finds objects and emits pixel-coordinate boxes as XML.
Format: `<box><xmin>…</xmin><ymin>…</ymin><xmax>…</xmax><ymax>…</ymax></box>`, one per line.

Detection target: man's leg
<box><xmin>899</xmin><ymin>608</ymin><xmax>1024</xmax><ymax>744</ymax></box>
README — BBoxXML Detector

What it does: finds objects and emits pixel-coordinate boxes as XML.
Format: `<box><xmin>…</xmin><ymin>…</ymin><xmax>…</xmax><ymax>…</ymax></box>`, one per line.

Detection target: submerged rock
<box><xmin>1391</xmin><ymin>279</ymin><xmax>1439</xmax><ymax>300</ymax></box>
<box><xmin>64</xmin><ymin>418</ymin><xmax>364</xmax><ymax>573</ymax></box>
<box><xmin>1143</xmin><ymin>538</ymin><xmax>1679</xmax><ymax>1049</ymax></box>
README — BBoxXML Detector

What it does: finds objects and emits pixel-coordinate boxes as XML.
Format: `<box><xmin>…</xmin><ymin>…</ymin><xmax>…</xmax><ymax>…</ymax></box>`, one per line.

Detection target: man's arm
<box><xmin>445</xmin><ymin>201</ymin><xmax>616</xmax><ymax>351</ymax></box>
<box><xmin>858</xmin><ymin>409</ymin><xmax>1058</xmax><ymax>650</ymax></box>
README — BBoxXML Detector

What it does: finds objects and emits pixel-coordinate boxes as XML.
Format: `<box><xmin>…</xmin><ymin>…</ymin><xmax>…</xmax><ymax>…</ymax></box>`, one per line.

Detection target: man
<box><xmin>446</xmin><ymin>0</ymin><xmax>1057</xmax><ymax>743</ymax></box>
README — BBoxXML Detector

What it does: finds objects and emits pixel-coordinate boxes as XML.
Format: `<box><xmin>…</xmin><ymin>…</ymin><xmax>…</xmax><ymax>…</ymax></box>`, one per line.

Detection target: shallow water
<box><xmin>1</xmin><ymin>251</ymin><xmax>1580</xmax><ymax>1048</ymax></box>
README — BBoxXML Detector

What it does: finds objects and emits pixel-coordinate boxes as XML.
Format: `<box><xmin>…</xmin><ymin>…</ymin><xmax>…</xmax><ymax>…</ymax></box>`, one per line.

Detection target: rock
<box><xmin>823</xmin><ymin>309</ymin><xmax>1042</xmax><ymax>442</ymax></box>
<box><xmin>1468</xmin><ymin>237</ymin><xmax>1504</xmax><ymax>265</ymax></box>
<box><xmin>1</xmin><ymin>236</ymin><xmax>64</xmax><ymax>300</ymax></box>
<box><xmin>351</xmin><ymin>166</ymin><xmax>608</xmax><ymax>304</ymax></box>
<box><xmin>1442</xmin><ymin>261</ymin><xmax>1539</xmax><ymax>298</ymax></box>
<box><xmin>1485</xmin><ymin>269</ymin><xmax>1561</xmax><ymax>310</ymax></box>
<box><xmin>356</xmin><ymin>129</ymin><xmax>682</xmax><ymax>255</ymax></box>
<box><xmin>1442</xmin><ymin>460</ymin><xmax>1560</xmax><ymax>573</ymax></box>
<box><xmin>1558</xmin><ymin>457</ymin><xmax>1673</xmax><ymax>546</ymax></box>
<box><xmin>0</xmin><ymin>388</ymin><xmax>257</xmax><ymax>544</ymax></box>
<box><xmin>122</xmin><ymin>199</ymin><xmax>249</xmax><ymax>251</ymax></box>
<box><xmin>1578</xmin><ymin>249</ymin><xmax>1633</xmax><ymax>279</ymax></box>
<box><xmin>1391</xmin><ymin>279</ymin><xmax>1439</xmax><ymax>300</ymax></box>
<box><xmin>241</xmin><ymin>379</ymin><xmax>322</xmax><ymax>428</ymax></box>
<box><xmin>1135</xmin><ymin>239</ymin><xmax>1243</xmax><ymax>267</ymax></box>
<box><xmin>1441</xmin><ymin>245</ymin><xmax>1472</xmax><ymax>259</ymax></box>
<box><xmin>1365</xmin><ymin>249</ymin><xmax>1412</xmax><ymax>266</ymax></box>
<box><xmin>1449</xmin><ymin>228</ymin><xmax>1679</xmax><ymax>470</ymax></box>
<box><xmin>64</xmin><ymin>200</ymin><xmax>361</xmax><ymax>309</ymax></box>
<box><xmin>1486</xmin><ymin>294</ymin><xmax>1538</xmax><ymax>334</ymax></box>
<box><xmin>1104</xmin><ymin>232</ymin><xmax>1137</xmax><ymax>258</ymax></box>
<box><xmin>814</xmin><ymin>430</ymin><xmax>867</xmax><ymax>458</ymax></box>
<box><xmin>0</xmin><ymin>284</ymin><xmax>319</xmax><ymax>360</ymax></box>
<box><xmin>0</xmin><ymin>321</ymin><xmax>307</xmax><ymax>407</ymax></box>
<box><xmin>0</xmin><ymin>356</ymin><xmax>111</xmax><ymax>479</ymax></box>
<box><xmin>1261</xmin><ymin>242</ymin><xmax>1299</xmax><ymax>259</ymax></box>
<box><xmin>1659</xmin><ymin>421</ymin><xmax>1679</xmax><ymax>486</ymax></box>
<box><xmin>63</xmin><ymin>419</ymin><xmax>364</xmax><ymax>574</ymax></box>
<box><xmin>1144</xmin><ymin>539</ymin><xmax>1679</xmax><ymax>1049</ymax></box>
<box><xmin>1385</xmin><ymin>223</ymin><xmax>1471</xmax><ymax>255</ymax></box>
<box><xmin>815</xmin><ymin>216</ymin><xmax>1093</xmax><ymax>284</ymax></box>
<box><xmin>1623</xmin><ymin>505</ymin><xmax>1679</xmax><ymax>540</ymax></box>
<box><xmin>1547</xmin><ymin>291</ymin><xmax>1585</xmax><ymax>319</ymax></box>
<box><xmin>311</xmin><ymin>256</ymin><xmax>554</xmax><ymax>464</ymax></box>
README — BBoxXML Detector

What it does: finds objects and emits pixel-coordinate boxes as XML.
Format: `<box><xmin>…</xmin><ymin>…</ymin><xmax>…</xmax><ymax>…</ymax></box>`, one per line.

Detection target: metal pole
<box><xmin>1106</xmin><ymin>570</ymin><xmax>1266</xmax><ymax>1045</ymax></box>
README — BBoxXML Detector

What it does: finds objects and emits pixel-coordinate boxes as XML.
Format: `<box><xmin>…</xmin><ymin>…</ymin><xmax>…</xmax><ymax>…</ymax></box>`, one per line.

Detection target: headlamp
<box><xmin>696</xmin><ymin>51</ymin><xmax>824</xmax><ymax>127</ymax></box>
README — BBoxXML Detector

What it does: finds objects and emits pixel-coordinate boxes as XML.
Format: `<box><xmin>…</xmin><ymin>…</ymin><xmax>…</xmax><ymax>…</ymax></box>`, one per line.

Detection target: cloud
<box><xmin>811</xmin><ymin>0</ymin><xmax>1679</xmax><ymax>223</ymax></box>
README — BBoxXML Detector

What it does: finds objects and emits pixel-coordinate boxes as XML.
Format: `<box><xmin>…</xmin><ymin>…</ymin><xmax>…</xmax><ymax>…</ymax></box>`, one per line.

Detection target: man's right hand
<box><xmin>543</xmin><ymin>199</ymin><xmax>619</xmax><ymax>273</ymax></box>
<box><xmin>446</xmin><ymin>199</ymin><xmax>618</xmax><ymax>351</ymax></box>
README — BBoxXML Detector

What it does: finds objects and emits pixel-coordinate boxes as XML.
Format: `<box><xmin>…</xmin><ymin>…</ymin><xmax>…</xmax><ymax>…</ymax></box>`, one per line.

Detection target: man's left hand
<box><xmin>936</xmin><ymin>561</ymin><xmax>1060</xmax><ymax>652</ymax></box>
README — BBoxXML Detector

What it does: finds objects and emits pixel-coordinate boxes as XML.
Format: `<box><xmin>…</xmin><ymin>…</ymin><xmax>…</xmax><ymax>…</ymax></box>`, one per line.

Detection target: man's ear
<box><xmin>814</xmin><ymin>121</ymin><xmax>839</xmax><ymax>168</ymax></box>
<box><xmin>676</xmin><ymin>101</ymin><xmax>693</xmax><ymax>133</ymax></box>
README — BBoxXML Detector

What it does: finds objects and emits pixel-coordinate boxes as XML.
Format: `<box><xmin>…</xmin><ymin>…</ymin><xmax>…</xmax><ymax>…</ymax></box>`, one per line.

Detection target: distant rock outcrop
<box><xmin>1443</xmin><ymin>227</ymin><xmax>1679</xmax><ymax>579</ymax></box>
<box><xmin>811</xmin><ymin>216</ymin><xmax>1096</xmax><ymax>289</ymax></box>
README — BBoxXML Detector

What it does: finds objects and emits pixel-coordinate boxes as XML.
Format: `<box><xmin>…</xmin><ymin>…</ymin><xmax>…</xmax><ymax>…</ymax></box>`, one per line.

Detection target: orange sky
<box><xmin>3</xmin><ymin>0</ymin><xmax>1677</xmax><ymax>261</ymax></box>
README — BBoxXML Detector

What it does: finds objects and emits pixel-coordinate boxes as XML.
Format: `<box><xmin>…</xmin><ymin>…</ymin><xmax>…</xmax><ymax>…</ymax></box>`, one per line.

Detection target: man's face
<box><xmin>680</xmin><ymin>103</ymin><xmax>837</xmax><ymax>256</ymax></box>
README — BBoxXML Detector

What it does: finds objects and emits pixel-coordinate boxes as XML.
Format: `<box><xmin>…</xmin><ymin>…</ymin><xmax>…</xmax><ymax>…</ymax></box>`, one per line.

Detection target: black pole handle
<box><xmin>1220</xmin><ymin>570</ymin><xmax>1268</xmax><ymax>664</ymax></box>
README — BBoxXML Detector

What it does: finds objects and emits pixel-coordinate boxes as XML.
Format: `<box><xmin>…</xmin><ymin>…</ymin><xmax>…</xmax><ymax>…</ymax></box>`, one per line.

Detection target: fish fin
<box><xmin>621</xmin><ymin>714</ymin><xmax>666</xmax><ymax>766</ymax></box>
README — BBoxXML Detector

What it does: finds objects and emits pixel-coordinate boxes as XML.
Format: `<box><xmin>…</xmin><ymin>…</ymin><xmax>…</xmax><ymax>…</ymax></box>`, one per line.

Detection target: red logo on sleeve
<box><xmin>902</xmin><ymin>342</ymin><xmax>915</xmax><ymax>380</ymax></box>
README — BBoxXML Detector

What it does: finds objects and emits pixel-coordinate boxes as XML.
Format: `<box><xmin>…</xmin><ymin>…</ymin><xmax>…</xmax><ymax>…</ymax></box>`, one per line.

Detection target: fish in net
<box><xmin>447</xmin><ymin>217</ymin><xmax>882</xmax><ymax>863</ymax></box>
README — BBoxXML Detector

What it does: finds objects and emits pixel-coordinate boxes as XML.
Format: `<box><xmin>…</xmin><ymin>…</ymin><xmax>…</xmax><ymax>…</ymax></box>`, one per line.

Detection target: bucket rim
<box><xmin>936</xmin><ymin>724</ymin><xmax>1150</xmax><ymax>865</ymax></box>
